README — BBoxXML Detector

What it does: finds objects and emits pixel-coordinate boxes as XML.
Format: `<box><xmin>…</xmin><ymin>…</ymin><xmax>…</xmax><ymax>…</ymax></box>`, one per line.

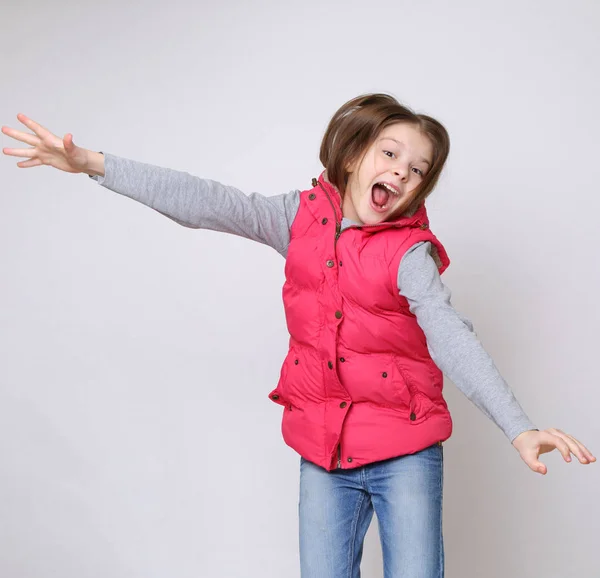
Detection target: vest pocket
<box><xmin>409</xmin><ymin>391</ymin><xmax>436</xmax><ymax>424</ymax></box>
<box><xmin>269</xmin><ymin>386</ymin><xmax>305</xmax><ymax>413</ymax></box>
<box><xmin>393</xmin><ymin>359</ymin><xmax>437</xmax><ymax>424</ymax></box>
<box><xmin>336</xmin><ymin>353</ymin><xmax>412</xmax><ymax>408</ymax></box>
<box><xmin>386</xmin><ymin>360</ymin><xmax>413</xmax><ymax>408</ymax></box>
<box><xmin>277</xmin><ymin>345</ymin><xmax>325</xmax><ymax>405</ymax></box>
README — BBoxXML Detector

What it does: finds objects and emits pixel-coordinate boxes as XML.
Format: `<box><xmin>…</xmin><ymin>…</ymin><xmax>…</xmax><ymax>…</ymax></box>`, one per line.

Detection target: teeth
<box><xmin>378</xmin><ymin>182</ymin><xmax>400</xmax><ymax>195</ymax></box>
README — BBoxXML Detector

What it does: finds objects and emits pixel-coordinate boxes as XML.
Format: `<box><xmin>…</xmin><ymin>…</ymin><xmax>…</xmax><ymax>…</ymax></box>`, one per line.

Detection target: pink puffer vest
<box><xmin>268</xmin><ymin>171</ymin><xmax>453</xmax><ymax>470</ymax></box>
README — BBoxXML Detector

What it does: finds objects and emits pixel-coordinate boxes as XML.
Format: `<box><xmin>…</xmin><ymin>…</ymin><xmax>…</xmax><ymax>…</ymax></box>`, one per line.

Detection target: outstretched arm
<box><xmin>2</xmin><ymin>114</ymin><xmax>300</xmax><ymax>257</ymax></box>
<box><xmin>398</xmin><ymin>241</ymin><xmax>596</xmax><ymax>474</ymax></box>
<box><xmin>90</xmin><ymin>151</ymin><xmax>300</xmax><ymax>257</ymax></box>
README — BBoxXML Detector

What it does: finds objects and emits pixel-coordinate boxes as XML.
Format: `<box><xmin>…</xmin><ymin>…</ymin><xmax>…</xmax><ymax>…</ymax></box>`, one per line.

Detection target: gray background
<box><xmin>1</xmin><ymin>0</ymin><xmax>599</xmax><ymax>576</ymax></box>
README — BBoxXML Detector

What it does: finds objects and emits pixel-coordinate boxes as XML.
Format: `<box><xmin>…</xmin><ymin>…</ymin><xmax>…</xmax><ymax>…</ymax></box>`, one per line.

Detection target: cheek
<box><xmin>410</xmin><ymin>177</ymin><xmax>425</xmax><ymax>194</ymax></box>
<box><xmin>361</xmin><ymin>184</ymin><xmax>372</xmax><ymax>205</ymax></box>
<box><xmin>351</xmin><ymin>180</ymin><xmax>367</xmax><ymax>201</ymax></box>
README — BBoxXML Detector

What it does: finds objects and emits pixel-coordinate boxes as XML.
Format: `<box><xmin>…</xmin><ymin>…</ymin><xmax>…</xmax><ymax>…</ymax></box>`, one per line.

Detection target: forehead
<box><xmin>377</xmin><ymin>124</ymin><xmax>432</xmax><ymax>159</ymax></box>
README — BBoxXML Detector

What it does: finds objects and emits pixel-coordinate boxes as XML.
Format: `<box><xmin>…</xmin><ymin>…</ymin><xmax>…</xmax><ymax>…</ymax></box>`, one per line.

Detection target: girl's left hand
<box><xmin>512</xmin><ymin>428</ymin><xmax>596</xmax><ymax>475</ymax></box>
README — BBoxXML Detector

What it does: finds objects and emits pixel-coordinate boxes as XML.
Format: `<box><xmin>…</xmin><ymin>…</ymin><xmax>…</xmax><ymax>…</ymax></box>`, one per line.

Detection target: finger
<box><xmin>16</xmin><ymin>113</ymin><xmax>55</xmax><ymax>141</ymax></box>
<box><xmin>554</xmin><ymin>437</ymin><xmax>573</xmax><ymax>462</ymax></box>
<box><xmin>17</xmin><ymin>158</ymin><xmax>43</xmax><ymax>168</ymax></box>
<box><xmin>520</xmin><ymin>448</ymin><xmax>547</xmax><ymax>475</ymax></box>
<box><xmin>558</xmin><ymin>433</ymin><xmax>596</xmax><ymax>462</ymax></box>
<box><xmin>528</xmin><ymin>457</ymin><xmax>547</xmax><ymax>475</ymax></box>
<box><xmin>563</xmin><ymin>437</ymin><xmax>591</xmax><ymax>463</ymax></box>
<box><xmin>3</xmin><ymin>147</ymin><xmax>37</xmax><ymax>158</ymax></box>
<box><xmin>1</xmin><ymin>125</ymin><xmax>40</xmax><ymax>147</ymax></box>
<box><xmin>63</xmin><ymin>133</ymin><xmax>77</xmax><ymax>151</ymax></box>
<box><xmin>550</xmin><ymin>430</ymin><xmax>594</xmax><ymax>463</ymax></box>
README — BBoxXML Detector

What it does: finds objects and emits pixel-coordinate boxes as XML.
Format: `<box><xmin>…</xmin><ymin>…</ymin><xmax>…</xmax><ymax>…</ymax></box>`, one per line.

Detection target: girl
<box><xmin>2</xmin><ymin>93</ymin><xmax>595</xmax><ymax>578</ymax></box>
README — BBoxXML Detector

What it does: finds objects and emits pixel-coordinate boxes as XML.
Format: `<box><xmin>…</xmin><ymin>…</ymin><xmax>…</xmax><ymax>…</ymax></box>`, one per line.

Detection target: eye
<box><xmin>384</xmin><ymin>149</ymin><xmax>426</xmax><ymax>176</ymax></box>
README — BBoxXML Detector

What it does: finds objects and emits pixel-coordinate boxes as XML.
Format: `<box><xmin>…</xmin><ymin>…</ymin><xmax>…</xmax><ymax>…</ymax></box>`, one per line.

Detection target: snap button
<box><xmin>410</xmin><ymin>412</ymin><xmax>416</xmax><ymax>421</ymax></box>
<box><xmin>382</xmin><ymin>372</ymin><xmax>388</xmax><ymax>378</ymax></box>
<box><xmin>311</xmin><ymin>178</ymin><xmax>318</xmax><ymax>187</ymax></box>
<box><xmin>347</xmin><ymin>457</ymin><xmax>353</xmax><ymax>463</ymax></box>
<box><xmin>271</xmin><ymin>394</ymin><xmax>279</xmax><ymax>400</ymax></box>
<box><xmin>328</xmin><ymin>361</ymin><xmax>333</xmax><ymax>369</ymax></box>
<box><xmin>339</xmin><ymin>357</ymin><xmax>345</xmax><ymax>363</ymax></box>
<box><xmin>309</xmin><ymin>193</ymin><xmax>316</xmax><ymax>200</ymax></box>
<box><xmin>339</xmin><ymin>261</ymin><xmax>343</xmax><ymax>266</ymax></box>
<box><xmin>326</xmin><ymin>260</ymin><xmax>335</xmax><ymax>268</ymax></box>
<box><xmin>294</xmin><ymin>359</ymin><xmax>299</xmax><ymax>365</ymax></box>
<box><xmin>335</xmin><ymin>311</ymin><xmax>343</xmax><ymax>319</ymax></box>
<box><xmin>322</xmin><ymin>218</ymin><xmax>328</xmax><ymax>225</ymax></box>
<box><xmin>340</xmin><ymin>401</ymin><xmax>347</xmax><ymax>408</ymax></box>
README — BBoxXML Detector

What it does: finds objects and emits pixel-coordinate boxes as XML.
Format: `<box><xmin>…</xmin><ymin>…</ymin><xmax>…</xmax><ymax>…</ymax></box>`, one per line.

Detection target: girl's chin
<box><xmin>361</xmin><ymin>199</ymin><xmax>396</xmax><ymax>224</ymax></box>
<box><xmin>358</xmin><ymin>212</ymin><xmax>387</xmax><ymax>226</ymax></box>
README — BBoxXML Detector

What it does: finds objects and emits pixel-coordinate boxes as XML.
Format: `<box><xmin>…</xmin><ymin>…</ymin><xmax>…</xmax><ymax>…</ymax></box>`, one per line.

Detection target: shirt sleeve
<box><xmin>88</xmin><ymin>152</ymin><xmax>300</xmax><ymax>258</ymax></box>
<box><xmin>397</xmin><ymin>241</ymin><xmax>538</xmax><ymax>443</ymax></box>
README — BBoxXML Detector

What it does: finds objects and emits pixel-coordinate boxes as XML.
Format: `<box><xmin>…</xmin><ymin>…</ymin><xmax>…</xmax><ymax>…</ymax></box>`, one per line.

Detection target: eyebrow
<box><xmin>380</xmin><ymin>137</ymin><xmax>431</xmax><ymax>166</ymax></box>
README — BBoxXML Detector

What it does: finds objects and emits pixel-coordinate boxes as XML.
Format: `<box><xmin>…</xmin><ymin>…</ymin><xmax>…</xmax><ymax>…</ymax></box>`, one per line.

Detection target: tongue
<box><xmin>372</xmin><ymin>184</ymin><xmax>390</xmax><ymax>207</ymax></box>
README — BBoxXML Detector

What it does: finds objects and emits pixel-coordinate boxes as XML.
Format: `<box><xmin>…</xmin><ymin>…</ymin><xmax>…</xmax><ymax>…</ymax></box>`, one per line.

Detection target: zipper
<box><xmin>316</xmin><ymin>179</ymin><xmax>345</xmax><ymax>470</ymax></box>
<box><xmin>318</xmin><ymin>180</ymin><xmax>343</xmax><ymax>242</ymax></box>
<box><xmin>316</xmin><ymin>180</ymin><xmax>361</xmax><ymax>251</ymax></box>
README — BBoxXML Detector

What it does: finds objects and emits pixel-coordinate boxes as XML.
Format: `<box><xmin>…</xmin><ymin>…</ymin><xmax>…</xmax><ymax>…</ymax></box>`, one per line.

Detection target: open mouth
<box><xmin>370</xmin><ymin>182</ymin><xmax>401</xmax><ymax>213</ymax></box>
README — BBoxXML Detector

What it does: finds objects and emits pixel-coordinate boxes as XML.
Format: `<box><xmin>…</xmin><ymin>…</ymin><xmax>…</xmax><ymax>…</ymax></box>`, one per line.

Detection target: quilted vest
<box><xmin>268</xmin><ymin>171</ymin><xmax>453</xmax><ymax>471</ymax></box>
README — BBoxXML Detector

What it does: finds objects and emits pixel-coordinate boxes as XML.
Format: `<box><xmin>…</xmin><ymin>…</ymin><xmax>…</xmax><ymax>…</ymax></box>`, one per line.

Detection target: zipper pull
<box><xmin>335</xmin><ymin>222</ymin><xmax>341</xmax><ymax>239</ymax></box>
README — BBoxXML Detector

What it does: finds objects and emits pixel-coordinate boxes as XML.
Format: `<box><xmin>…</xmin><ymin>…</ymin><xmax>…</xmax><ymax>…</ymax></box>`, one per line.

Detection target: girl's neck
<box><xmin>321</xmin><ymin>169</ymin><xmax>362</xmax><ymax>225</ymax></box>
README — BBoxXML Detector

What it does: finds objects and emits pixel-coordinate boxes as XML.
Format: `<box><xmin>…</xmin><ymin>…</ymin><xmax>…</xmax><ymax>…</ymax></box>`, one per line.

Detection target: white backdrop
<box><xmin>1</xmin><ymin>1</ymin><xmax>599</xmax><ymax>576</ymax></box>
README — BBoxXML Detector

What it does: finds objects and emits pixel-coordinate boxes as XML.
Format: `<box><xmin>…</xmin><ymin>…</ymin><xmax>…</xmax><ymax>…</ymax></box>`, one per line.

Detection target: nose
<box><xmin>394</xmin><ymin>164</ymin><xmax>409</xmax><ymax>182</ymax></box>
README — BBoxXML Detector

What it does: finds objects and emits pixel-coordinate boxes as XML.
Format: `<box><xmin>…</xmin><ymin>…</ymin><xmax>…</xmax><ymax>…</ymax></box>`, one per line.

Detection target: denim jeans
<box><xmin>299</xmin><ymin>442</ymin><xmax>444</xmax><ymax>578</ymax></box>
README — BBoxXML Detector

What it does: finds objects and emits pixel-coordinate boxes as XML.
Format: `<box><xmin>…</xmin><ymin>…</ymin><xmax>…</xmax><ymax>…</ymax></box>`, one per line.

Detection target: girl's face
<box><xmin>342</xmin><ymin>123</ymin><xmax>433</xmax><ymax>225</ymax></box>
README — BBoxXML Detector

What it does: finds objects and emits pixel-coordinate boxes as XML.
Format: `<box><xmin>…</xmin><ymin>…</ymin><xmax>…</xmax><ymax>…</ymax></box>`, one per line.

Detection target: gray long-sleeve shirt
<box><xmin>89</xmin><ymin>152</ymin><xmax>537</xmax><ymax>443</ymax></box>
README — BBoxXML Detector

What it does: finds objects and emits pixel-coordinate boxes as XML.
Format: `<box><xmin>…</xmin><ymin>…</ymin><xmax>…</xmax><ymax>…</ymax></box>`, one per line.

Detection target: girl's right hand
<box><xmin>2</xmin><ymin>114</ymin><xmax>90</xmax><ymax>174</ymax></box>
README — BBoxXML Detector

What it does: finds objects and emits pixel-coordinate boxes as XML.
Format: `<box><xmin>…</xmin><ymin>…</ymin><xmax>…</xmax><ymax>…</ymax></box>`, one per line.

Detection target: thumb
<box><xmin>63</xmin><ymin>133</ymin><xmax>76</xmax><ymax>151</ymax></box>
<box><xmin>521</xmin><ymin>448</ymin><xmax>547</xmax><ymax>475</ymax></box>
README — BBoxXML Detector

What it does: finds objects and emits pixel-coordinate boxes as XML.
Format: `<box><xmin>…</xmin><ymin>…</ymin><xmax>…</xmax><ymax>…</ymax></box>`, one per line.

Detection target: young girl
<box><xmin>2</xmin><ymin>93</ymin><xmax>595</xmax><ymax>578</ymax></box>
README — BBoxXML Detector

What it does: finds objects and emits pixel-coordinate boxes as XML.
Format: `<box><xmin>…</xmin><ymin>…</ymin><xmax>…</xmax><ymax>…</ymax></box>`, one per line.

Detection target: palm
<box><xmin>2</xmin><ymin>113</ymin><xmax>88</xmax><ymax>173</ymax></box>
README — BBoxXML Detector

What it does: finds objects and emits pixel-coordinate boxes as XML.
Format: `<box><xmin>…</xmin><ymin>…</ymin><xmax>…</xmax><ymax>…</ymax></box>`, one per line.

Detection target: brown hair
<box><xmin>319</xmin><ymin>93</ymin><xmax>450</xmax><ymax>218</ymax></box>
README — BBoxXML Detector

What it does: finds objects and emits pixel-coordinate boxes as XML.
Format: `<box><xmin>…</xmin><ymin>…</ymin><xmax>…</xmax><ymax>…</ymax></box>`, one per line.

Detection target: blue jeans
<box><xmin>299</xmin><ymin>442</ymin><xmax>444</xmax><ymax>578</ymax></box>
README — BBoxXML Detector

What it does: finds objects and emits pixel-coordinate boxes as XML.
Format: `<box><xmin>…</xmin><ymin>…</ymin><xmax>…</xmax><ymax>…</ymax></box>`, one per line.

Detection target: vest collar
<box><xmin>315</xmin><ymin>170</ymin><xmax>431</xmax><ymax>232</ymax></box>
